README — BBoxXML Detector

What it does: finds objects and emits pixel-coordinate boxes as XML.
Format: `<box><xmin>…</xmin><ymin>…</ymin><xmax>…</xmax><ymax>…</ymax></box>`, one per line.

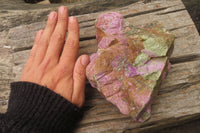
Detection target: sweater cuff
<box><xmin>7</xmin><ymin>82</ymin><xmax>82</xmax><ymax>133</ymax></box>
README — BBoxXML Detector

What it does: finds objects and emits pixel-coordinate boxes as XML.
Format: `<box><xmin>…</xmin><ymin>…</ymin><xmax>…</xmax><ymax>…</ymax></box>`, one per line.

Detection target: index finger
<box><xmin>59</xmin><ymin>16</ymin><xmax>79</xmax><ymax>72</ymax></box>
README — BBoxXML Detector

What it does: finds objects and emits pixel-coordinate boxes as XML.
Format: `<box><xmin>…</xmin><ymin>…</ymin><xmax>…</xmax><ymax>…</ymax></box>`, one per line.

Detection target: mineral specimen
<box><xmin>86</xmin><ymin>12</ymin><xmax>174</xmax><ymax>122</ymax></box>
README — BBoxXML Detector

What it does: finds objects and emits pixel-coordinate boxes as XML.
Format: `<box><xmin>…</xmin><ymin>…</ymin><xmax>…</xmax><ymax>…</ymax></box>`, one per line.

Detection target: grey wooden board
<box><xmin>0</xmin><ymin>0</ymin><xmax>200</xmax><ymax>132</ymax></box>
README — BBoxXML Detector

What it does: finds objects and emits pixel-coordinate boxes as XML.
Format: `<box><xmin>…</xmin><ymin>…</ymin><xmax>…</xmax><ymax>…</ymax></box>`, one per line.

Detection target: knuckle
<box><xmin>74</xmin><ymin>68</ymin><xmax>85</xmax><ymax>81</ymax></box>
<box><xmin>66</xmin><ymin>38</ymin><xmax>76</xmax><ymax>48</ymax></box>
<box><xmin>58</xmin><ymin>16</ymin><xmax>68</xmax><ymax>22</ymax></box>
<box><xmin>39</xmin><ymin>58</ymin><xmax>51</xmax><ymax>72</ymax></box>
<box><xmin>38</xmin><ymin>38</ymin><xmax>48</xmax><ymax>47</ymax></box>
<box><xmin>47</xmin><ymin>19</ymin><xmax>56</xmax><ymax>27</ymax></box>
<box><xmin>38</xmin><ymin>65</ymin><xmax>46</xmax><ymax>74</ymax></box>
<box><xmin>57</xmin><ymin>65</ymin><xmax>73</xmax><ymax>77</ymax></box>
<box><xmin>63</xmin><ymin>54</ymin><xmax>73</xmax><ymax>59</ymax></box>
<box><xmin>53</xmin><ymin>33</ymin><xmax>64</xmax><ymax>42</ymax></box>
<box><xmin>57</xmin><ymin>65</ymin><xmax>67</xmax><ymax>76</ymax></box>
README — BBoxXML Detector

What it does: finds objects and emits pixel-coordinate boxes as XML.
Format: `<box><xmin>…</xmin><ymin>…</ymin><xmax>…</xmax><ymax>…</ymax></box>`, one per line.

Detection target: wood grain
<box><xmin>0</xmin><ymin>0</ymin><xmax>200</xmax><ymax>132</ymax></box>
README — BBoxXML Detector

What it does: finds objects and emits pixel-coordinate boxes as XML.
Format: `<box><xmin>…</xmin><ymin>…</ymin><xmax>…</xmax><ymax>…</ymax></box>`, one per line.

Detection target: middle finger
<box><xmin>45</xmin><ymin>6</ymin><xmax>69</xmax><ymax>64</ymax></box>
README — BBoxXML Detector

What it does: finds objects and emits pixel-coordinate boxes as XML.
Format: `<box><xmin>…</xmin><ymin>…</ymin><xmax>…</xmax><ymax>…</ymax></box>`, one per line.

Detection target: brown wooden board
<box><xmin>0</xmin><ymin>0</ymin><xmax>200</xmax><ymax>132</ymax></box>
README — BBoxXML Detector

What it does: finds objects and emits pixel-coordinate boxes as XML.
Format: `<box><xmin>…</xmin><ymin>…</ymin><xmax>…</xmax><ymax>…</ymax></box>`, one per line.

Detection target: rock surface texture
<box><xmin>86</xmin><ymin>12</ymin><xmax>174</xmax><ymax>121</ymax></box>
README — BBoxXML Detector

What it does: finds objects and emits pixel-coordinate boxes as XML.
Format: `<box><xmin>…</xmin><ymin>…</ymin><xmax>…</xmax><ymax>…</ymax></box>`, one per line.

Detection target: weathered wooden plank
<box><xmin>0</xmin><ymin>0</ymin><xmax>142</xmax><ymax>31</ymax></box>
<box><xmin>0</xmin><ymin>89</ymin><xmax>10</xmax><ymax>113</ymax></box>
<box><xmin>11</xmin><ymin>24</ymin><xmax>200</xmax><ymax>65</ymax></box>
<box><xmin>76</xmin><ymin>59</ymin><xmax>200</xmax><ymax>125</ymax></box>
<box><xmin>75</xmin><ymin>82</ymin><xmax>200</xmax><ymax>133</ymax></box>
<box><xmin>73</xmin><ymin>0</ymin><xmax>200</xmax><ymax>132</ymax></box>
<box><xmin>11</xmin><ymin>24</ymin><xmax>200</xmax><ymax>82</ymax></box>
<box><xmin>76</xmin><ymin>0</ymin><xmax>183</xmax><ymax>23</ymax></box>
<box><xmin>0</xmin><ymin>48</ymin><xmax>13</xmax><ymax>113</ymax></box>
<box><xmin>7</xmin><ymin>0</ymin><xmax>200</xmax><ymax>58</ymax></box>
<box><xmin>0</xmin><ymin>0</ymin><xmax>200</xmax><ymax>132</ymax></box>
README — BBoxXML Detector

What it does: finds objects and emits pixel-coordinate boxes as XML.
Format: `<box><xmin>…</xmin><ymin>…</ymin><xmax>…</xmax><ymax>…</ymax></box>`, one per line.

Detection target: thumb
<box><xmin>72</xmin><ymin>55</ymin><xmax>90</xmax><ymax>107</ymax></box>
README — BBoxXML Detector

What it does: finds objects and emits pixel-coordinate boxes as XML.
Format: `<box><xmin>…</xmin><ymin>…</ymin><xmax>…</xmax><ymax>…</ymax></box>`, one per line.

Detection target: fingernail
<box><xmin>37</xmin><ymin>30</ymin><xmax>43</xmax><ymax>36</ymax></box>
<box><xmin>81</xmin><ymin>56</ymin><xmax>90</xmax><ymax>66</ymax></box>
<box><xmin>59</xmin><ymin>6</ymin><xmax>66</xmax><ymax>14</ymax></box>
<box><xmin>69</xmin><ymin>16</ymin><xmax>76</xmax><ymax>23</ymax></box>
<box><xmin>49</xmin><ymin>12</ymin><xmax>56</xmax><ymax>20</ymax></box>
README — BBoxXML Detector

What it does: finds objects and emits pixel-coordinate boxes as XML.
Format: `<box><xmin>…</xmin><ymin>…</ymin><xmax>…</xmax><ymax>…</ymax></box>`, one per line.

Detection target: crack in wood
<box><xmin>158</xmin><ymin>80</ymin><xmax>200</xmax><ymax>95</ymax></box>
<box><xmin>80</xmin><ymin>24</ymin><xmax>95</xmax><ymax>28</ymax></box>
<box><xmin>13</xmin><ymin>46</ymin><xmax>33</xmax><ymax>52</ymax></box>
<box><xmin>156</xmin><ymin>8</ymin><xmax>186</xmax><ymax>15</ymax></box>
<box><xmin>170</xmin><ymin>54</ymin><xmax>200</xmax><ymax>64</ymax></box>
<box><xmin>82</xmin><ymin>105</ymin><xmax>95</xmax><ymax>112</ymax></box>
<box><xmin>78</xmin><ymin>116</ymin><xmax>130</xmax><ymax>128</ymax></box>
<box><xmin>79</xmin><ymin>36</ymin><xmax>96</xmax><ymax>41</ymax></box>
<box><xmin>169</xmin><ymin>24</ymin><xmax>193</xmax><ymax>31</ymax></box>
<box><xmin>124</xmin><ymin>7</ymin><xmax>169</xmax><ymax>18</ymax></box>
<box><xmin>124</xmin><ymin>114</ymin><xmax>200</xmax><ymax>133</ymax></box>
<box><xmin>0</xmin><ymin>100</ymin><xmax>8</xmax><ymax>104</ymax></box>
<box><xmin>79</xmin><ymin>18</ymin><xmax>96</xmax><ymax>24</ymax></box>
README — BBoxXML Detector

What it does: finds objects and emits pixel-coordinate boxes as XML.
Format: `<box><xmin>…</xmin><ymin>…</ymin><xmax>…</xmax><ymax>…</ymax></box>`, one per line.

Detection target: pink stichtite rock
<box><xmin>86</xmin><ymin>12</ymin><xmax>174</xmax><ymax>121</ymax></box>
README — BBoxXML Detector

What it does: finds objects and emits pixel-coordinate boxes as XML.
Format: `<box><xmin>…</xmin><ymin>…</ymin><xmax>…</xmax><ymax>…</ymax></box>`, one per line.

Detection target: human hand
<box><xmin>20</xmin><ymin>6</ymin><xmax>90</xmax><ymax>108</ymax></box>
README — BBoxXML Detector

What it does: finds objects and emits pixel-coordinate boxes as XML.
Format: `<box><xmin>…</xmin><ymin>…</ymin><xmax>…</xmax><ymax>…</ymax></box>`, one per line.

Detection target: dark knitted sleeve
<box><xmin>0</xmin><ymin>82</ymin><xmax>83</xmax><ymax>133</ymax></box>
